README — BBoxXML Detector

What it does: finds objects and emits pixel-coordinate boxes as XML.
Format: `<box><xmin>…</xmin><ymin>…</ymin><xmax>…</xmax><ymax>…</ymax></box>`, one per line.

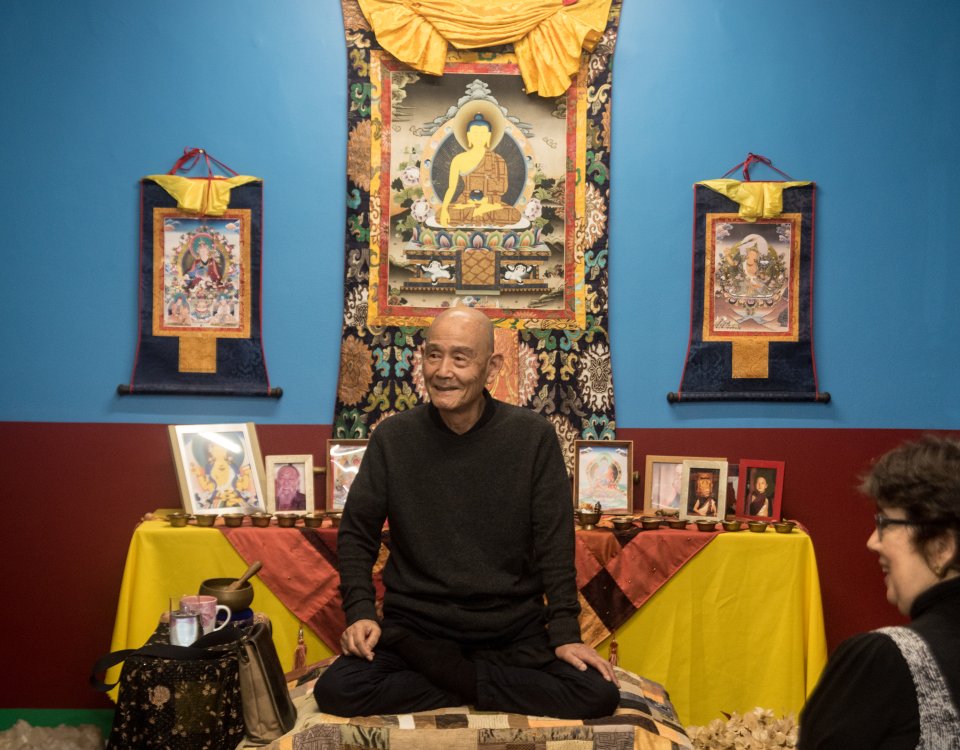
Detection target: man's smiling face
<box><xmin>422</xmin><ymin>308</ymin><xmax>501</xmax><ymax>431</ymax></box>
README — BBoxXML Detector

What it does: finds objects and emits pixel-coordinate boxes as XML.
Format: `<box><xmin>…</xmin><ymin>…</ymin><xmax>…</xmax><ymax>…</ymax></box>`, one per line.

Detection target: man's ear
<box><xmin>486</xmin><ymin>352</ymin><xmax>504</xmax><ymax>384</ymax></box>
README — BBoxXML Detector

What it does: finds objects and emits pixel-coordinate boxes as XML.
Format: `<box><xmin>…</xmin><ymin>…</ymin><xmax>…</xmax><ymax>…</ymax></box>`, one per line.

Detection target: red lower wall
<box><xmin>0</xmin><ymin>422</ymin><xmax>952</xmax><ymax>709</ymax></box>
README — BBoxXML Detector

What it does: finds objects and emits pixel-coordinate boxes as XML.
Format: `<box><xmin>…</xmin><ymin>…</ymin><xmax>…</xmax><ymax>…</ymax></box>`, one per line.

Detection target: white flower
<box><xmin>523</xmin><ymin>198</ymin><xmax>542</xmax><ymax>220</ymax></box>
<box><xmin>400</xmin><ymin>166</ymin><xmax>420</xmax><ymax>188</ymax></box>
<box><xmin>410</xmin><ymin>198</ymin><xmax>431</xmax><ymax>223</ymax></box>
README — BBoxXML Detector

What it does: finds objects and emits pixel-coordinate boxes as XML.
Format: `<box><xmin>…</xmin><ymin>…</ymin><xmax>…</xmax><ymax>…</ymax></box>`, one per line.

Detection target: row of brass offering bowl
<box><xmin>165</xmin><ymin>512</ymin><xmax>224</xmax><ymax>528</ymax></box>
<box><xmin>193</xmin><ymin>511</ymin><xmax>346</xmax><ymax>528</ymax></box>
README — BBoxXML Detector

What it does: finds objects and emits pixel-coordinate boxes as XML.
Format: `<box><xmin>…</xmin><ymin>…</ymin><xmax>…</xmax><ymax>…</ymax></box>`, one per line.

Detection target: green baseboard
<box><xmin>0</xmin><ymin>708</ymin><xmax>113</xmax><ymax>736</ymax></box>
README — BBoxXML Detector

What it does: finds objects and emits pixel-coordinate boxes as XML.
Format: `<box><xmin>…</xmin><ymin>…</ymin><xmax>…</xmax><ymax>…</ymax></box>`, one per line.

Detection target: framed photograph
<box><xmin>168</xmin><ymin>422</ymin><xmax>266</xmax><ymax>515</ymax></box>
<box><xmin>737</xmin><ymin>459</ymin><xmax>785</xmax><ymax>520</ymax></box>
<box><xmin>326</xmin><ymin>439</ymin><xmax>368</xmax><ymax>511</ymax></box>
<box><xmin>643</xmin><ymin>455</ymin><xmax>726</xmax><ymax>514</ymax></box>
<box><xmin>680</xmin><ymin>459</ymin><xmax>729</xmax><ymax>522</ymax></box>
<box><xmin>265</xmin><ymin>454</ymin><xmax>315</xmax><ymax>514</ymax></box>
<box><xmin>573</xmin><ymin>440</ymin><xmax>634</xmax><ymax>514</ymax></box>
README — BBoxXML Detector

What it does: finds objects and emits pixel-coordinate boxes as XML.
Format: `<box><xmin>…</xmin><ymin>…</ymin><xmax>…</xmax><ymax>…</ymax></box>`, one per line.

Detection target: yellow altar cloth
<box><xmin>109</xmin><ymin>519</ymin><xmax>825</xmax><ymax>725</ymax></box>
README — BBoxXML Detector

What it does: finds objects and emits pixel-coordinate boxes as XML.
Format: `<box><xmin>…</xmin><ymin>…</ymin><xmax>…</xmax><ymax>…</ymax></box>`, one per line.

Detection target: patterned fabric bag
<box><xmin>91</xmin><ymin>623</ymin><xmax>245</xmax><ymax>750</ymax></box>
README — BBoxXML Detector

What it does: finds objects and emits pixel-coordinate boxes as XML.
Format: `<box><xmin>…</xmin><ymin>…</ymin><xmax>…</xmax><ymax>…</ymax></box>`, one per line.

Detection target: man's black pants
<box><xmin>313</xmin><ymin>647</ymin><xmax>621</xmax><ymax>719</ymax></box>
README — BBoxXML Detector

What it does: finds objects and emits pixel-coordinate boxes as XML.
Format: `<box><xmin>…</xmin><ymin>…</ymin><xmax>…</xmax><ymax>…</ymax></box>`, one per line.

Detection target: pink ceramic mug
<box><xmin>180</xmin><ymin>595</ymin><xmax>231</xmax><ymax>634</ymax></box>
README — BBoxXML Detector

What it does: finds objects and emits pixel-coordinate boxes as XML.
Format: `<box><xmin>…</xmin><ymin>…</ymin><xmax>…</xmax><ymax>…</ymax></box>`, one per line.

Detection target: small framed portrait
<box><xmin>643</xmin><ymin>454</ymin><xmax>725</xmax><ymax>515</ymax></box>
<box><xmin>326</xmin><ymin>439</ymin><xmax>368</xmax><ymax>511</ymax></box>
<box><xmin>573</xmin><ymin>440</ymin><xmax>634</xmax><ymax>514</ymax></box>
<box><xmin>680</xmin><ymin>459</ymin><xmax>729</xmax><ymax>522</ymax></box>
<box><xmin>265</xmin><ymin>455</ymin><xmax>315</xmax><ymax>514</ymax></box>
<box><xmin>737</xmin><ymin>459</ymin><xmax>785</xmax><ymax>520</ymax></box>
<box><xmin>168</xmin><ymin>422</ymin><xmax>266</xmax><ymax>515</ymax></box>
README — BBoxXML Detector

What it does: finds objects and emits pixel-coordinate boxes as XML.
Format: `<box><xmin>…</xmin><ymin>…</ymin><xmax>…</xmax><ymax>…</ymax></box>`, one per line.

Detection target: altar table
<box><xmin>110</xmin><ymin>518</ymin><xmax>826</xmax><ymax>726</ymax></box>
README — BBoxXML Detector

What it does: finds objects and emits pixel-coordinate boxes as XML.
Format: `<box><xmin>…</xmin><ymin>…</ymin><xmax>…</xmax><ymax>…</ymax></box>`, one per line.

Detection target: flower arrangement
<box><xmin>686</xmin><ymin>708</ymin><xmax>798</xmax><ymax>749</ymax></box>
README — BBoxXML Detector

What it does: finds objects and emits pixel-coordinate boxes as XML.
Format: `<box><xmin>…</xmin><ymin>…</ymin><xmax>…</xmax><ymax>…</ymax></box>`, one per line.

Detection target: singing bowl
<box><xmin>199</xmin><ymin>577</ymin><xmax>254</xmax><ymax>611</ymax></box>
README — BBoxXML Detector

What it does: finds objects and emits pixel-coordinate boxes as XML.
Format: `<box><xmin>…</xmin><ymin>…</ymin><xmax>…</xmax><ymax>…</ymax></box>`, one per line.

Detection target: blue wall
<box><xmin>2</xmin><ymin>0</ymin><xmax>957</xmax><ymax>428</ymax></box>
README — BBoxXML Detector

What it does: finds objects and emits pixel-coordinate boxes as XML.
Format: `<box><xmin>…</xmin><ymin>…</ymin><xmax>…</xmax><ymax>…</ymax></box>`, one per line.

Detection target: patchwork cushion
<box><xmin>239</xmin><ymin>663</ymin><xmax>691</xmax><ymax>749</ymax></box>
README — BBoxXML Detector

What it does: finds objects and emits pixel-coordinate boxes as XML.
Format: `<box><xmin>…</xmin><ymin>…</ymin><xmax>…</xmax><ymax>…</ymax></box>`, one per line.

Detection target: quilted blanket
<box><xmin>238</xmin><ymin>662</ymin><xmax>692</xmax><ymax>749</ymax></box>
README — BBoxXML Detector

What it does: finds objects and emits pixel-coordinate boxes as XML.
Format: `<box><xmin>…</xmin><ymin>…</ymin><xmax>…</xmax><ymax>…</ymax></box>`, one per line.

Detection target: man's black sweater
<box><xmin>337</xmin><ymin>393</ymin><xmax>582</xmax><ymax>649</ymax></box>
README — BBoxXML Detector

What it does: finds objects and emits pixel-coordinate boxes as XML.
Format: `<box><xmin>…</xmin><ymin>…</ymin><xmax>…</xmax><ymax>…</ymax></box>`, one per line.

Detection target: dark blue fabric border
<box><xmin>123</xmin><ymin>179</ymin><xmax>278</xmax><ymax>398</ymax></box>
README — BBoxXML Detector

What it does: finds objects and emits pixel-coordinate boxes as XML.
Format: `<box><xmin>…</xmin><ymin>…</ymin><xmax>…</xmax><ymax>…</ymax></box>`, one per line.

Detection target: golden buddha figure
<box><xmin>439</xmin><ymin>112</ymin><xmax>522</xmax><ymax>227</ymax></box>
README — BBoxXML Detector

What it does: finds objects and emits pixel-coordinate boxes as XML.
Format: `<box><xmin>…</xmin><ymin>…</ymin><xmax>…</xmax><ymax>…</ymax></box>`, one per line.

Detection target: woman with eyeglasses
<box><xmin>799</xmin><ymin>435</ymin><xmax>960</xmax><ymax>748</ymax></box>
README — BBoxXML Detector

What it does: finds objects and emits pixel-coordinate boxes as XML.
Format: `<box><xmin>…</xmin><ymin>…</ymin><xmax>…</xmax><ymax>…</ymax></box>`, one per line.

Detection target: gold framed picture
<box><xmin>680</xmin><ymin>459</ymin><xmax>729</xmax><ymax>522</ymax></box>
<box><xmin>265</xmin><ymin>454</ymin><xmax>315</xmax><ymax>514</ymax></box>
<box><xmin>168</xmin><ymin>422</ymin><xmax>266</xmax><ymax>515</ymax></box>
<box><xmin>326</xmin><ymin>439</ymin><xmax>368</xmax><ymax>511</ymax></box>
<box><xmin>642</xmin><ymin>455</ymin><xmax>725</xmax><ymax>515</ymax></box>
<box><xmin>573</xmin><ymin>440</ymin><xmax>634</xmax><ymax>514</ymax></box>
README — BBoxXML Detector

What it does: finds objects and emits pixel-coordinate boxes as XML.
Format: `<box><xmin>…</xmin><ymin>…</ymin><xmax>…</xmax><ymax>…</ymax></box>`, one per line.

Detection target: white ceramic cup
<box><xmin>180</xmin><ymin>595</ymin><xmax>231</xmax><ymax>634</ymax></box>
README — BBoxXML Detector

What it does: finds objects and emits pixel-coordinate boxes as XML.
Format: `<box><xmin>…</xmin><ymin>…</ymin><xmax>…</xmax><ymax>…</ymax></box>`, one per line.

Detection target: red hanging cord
<box><xmin>165</xmin><ymin>148</ymin><xmax>240</xmax><ymax>216</ymax></box>
<box><xmin>720</xmin><ymin>152</ymin><xmax>794</xmax><ymax>181</ymax></box>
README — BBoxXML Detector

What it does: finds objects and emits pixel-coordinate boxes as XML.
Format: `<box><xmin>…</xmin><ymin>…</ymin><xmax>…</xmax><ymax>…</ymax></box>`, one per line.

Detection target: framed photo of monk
<box><xmin>642</xmin><ymin>455</ymin><xmax>725</xmax><ymax>515</ymax></box>
<box><xmin>574</xmin><ymin>440</ymin><xmax>634</xmax><ymax>514</ymax></box>
<box><xmin>168</xmin><ymin>422</ymin><xmax>266</xmax><ymax>515</ymax></box>
<box><xmin>326</xmin><ymin>439</ymin><xmax>368</xmax><ymax>512</ymax></box>
<box><xmin>265</xmin><ymin>455</ymin><xmax>315</xmax><ymax>514</ymax></box>
<box><xmin>680</xmin><ymin>460</ymin><xmax>729</xmax><ymax>522</ymax></box>
<box><xmin>736</xmin><ymin>459</ymin><xmax>785</xmax><ymax>520</ymax></box>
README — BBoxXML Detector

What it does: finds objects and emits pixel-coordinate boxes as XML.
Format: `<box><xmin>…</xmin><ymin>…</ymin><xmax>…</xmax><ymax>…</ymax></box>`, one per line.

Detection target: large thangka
<box><xmin>333</xmin><ymin>0</ymin><xmax>622</xmax><ymax>469</ymax></box>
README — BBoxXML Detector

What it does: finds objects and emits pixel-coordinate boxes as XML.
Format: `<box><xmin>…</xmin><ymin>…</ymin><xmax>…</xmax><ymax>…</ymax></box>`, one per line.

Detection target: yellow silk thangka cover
<box><xmin>333</xmin><ymin>0</ymin><xmax>622</xmax><ymax>469</ymax></box>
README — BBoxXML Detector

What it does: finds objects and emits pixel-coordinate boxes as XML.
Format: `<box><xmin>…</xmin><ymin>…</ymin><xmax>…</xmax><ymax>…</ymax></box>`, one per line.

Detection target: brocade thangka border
<box><xmin>333</xmin><ymin>0</ymin><xmax>623</xmax><ymax>470</ymax></box>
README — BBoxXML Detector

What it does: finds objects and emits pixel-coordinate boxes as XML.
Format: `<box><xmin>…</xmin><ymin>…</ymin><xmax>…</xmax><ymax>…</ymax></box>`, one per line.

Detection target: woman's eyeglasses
<box><xmin>874</xmin><ymin>513</ymin><xmax>941</xmax><ymax>540</ymax></box>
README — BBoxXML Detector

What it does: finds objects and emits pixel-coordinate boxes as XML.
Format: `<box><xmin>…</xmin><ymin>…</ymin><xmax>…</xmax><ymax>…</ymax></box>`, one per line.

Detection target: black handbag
<box><xmin>91</xmin><ymin>623</ymin><xmax>245</xmax><ymax>750</ymax></box>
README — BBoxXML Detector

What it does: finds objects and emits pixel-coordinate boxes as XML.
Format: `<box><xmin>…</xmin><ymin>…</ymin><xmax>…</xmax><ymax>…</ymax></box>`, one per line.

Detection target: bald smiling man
<box><xmin>313</xmin><ymin>307</ymin><xmax>620</xmax><ymax>719</ymax></box>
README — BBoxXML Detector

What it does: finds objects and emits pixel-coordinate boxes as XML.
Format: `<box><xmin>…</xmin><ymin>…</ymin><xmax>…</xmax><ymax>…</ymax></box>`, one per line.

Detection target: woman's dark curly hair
<box><xmin>860</xmin><ymin>435</ymin><xmax>960</xmax><ymax>574</ymax></box>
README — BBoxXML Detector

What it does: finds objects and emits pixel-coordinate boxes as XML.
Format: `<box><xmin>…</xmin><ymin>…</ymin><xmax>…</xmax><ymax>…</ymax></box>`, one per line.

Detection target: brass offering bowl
<box><xmin>222</xmin><ymin>514</ymin><xmax>245</xmax><ymax>528</ymax></box>
<box><xmin>721</xmin><ymin>519</ymin><xmax>744</xmax><ymax>532</ymax></box>
<box><xmin>773</xmin><ymin>520</ymin><xmax>797</xmax><ymax>534</ymax></box>
<box><xmin>747</xmin><ymin>520</ymin><xmax>769</xmax><ymax>533</ymax></box>
<box><xmin>666</xmin><ymin>518</ymin><xmax>688</xmax><ymax>529</ymax></box>
<box><xmin>303</xmin><ymin>511</ymin><xmax>325</xmax><ymax>528</ymax></box>
<box><xmin>326</xmin><ymin>512</ymin><xmax>343</xmax><ymax>528</ymax></box>
<box><xmin>199</xmin><ymin>577</ymin><xmax>254</xmax><ymax>611</ymax></box>
<box><xmin>577</xmin><ymin>511</ymin><xmax>602</xmax><ymax>530</ymax></box>
<box><xmin>275</xmin><ymin>512</ymin><xmax>300</xmax><ymax>528</ymax></box>
<box><xmin>639</xmin><ymin>516</ymin><xmax>662</xmax><ymax>530</ymax></box>
<box><xmin>250</xmin><ymin>512</ymin><xmax>272</xmax><ymax>528</ymax></box>
<box><xmin>611</xmin><ymin>516</ymin><xmax>635</xmax><ymax>531</ymax></box>
<box><xmin>695</xmin><ymin>519</ymin><xmax>717</xmax><ymax>532</ymax></box>
<box><xmin>194</xmin><ymin>514</ymin><xmax>217</xmax><ymax>527</ymax></box>
<box><xmin>167</xmin><ymin>512</ymin><xmax>188</xmax><ymax>528</ymax></box>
